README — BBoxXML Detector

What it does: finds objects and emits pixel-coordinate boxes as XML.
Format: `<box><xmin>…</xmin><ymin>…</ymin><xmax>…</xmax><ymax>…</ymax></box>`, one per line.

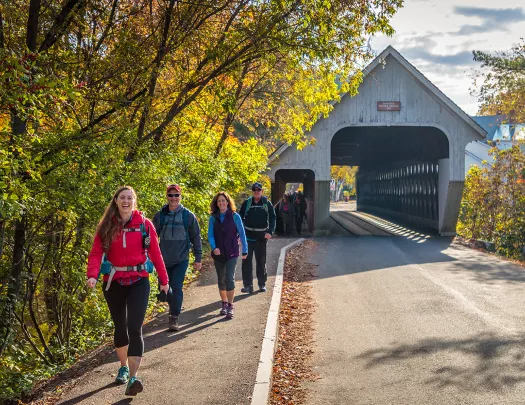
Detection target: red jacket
<box><xmin>87</xmin><ymin>210</ymin><xmax>169</xmax><ymax>285</ymax></box>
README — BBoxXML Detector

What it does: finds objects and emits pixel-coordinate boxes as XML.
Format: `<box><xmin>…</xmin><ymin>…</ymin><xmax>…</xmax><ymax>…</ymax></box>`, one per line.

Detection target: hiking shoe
<box><xmin>168</xmin><ymin>315</ymin><xmax>179</xmax><ymax>331</ymax></box>
<box><xmin>115</xmin><ymin>366</ymin><xmax>129</xmax><ymax>385</ymax></box>
<box><xmin>125</xmin><ymin>376</ymin><xmax>143</xmax><ymax>396</ymax></box>
<box><xmin>259</xmin><ymin>284</ymin><xmax>267</xmax><ymax>292</ymax></box>
<box><xmin>226</xmin><ymin>303</ymin><xmax>234</xmax><ymax>319</ymax></box>
<box><xmin>241</xmin><ymin>285</ymin><xmax>253</xmax><ymax>294</ymax></box>
<box><xmin>220</xmin><ymin>301</ymin><xmax>228</xmax><ymax>315</ymax></box>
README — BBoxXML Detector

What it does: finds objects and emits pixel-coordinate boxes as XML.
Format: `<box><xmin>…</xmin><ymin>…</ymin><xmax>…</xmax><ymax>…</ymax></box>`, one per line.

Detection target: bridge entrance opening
<box><xmin>271</xmin><ymin>169</ymin><xmax>315</xmax><ymax>233</ymax></box>
<box><xmin>331</xmin><ymin>126</ymin><xmax>449</xmax><ymax>231</ymax></box>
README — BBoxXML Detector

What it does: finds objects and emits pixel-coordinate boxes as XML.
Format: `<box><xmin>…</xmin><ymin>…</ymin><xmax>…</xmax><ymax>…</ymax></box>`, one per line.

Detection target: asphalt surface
<box><xmin>305</xmin><ymin>234</ymin><xmax>525</xmax><ymax>405</ymax></box>
<box><xmin>56</xmin><ymin>237</ymin><xmax>296</xmax><ymax>405</ymax></box>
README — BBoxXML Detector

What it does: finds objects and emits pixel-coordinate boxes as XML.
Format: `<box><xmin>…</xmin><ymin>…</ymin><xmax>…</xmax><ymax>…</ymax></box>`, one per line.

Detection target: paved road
<box><xmin>305</xmin><ymin>235</ymin><xmax>525</xmax><ymax>405</ymax></box>
<box><xmin>330</xmin><ymin>201</ymin><xmax>357</xmax><ymax>212</ymax></box>
<box><xmin>55</xmin><ymin>237</ymin><xmax>296</xmax><ymax>405</ymax></box>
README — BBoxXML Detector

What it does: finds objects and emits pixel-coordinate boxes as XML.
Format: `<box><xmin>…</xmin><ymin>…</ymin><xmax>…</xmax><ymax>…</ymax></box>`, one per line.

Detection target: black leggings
<box><xmin>103</xmin><ymin>277</ymin><xmax>150</xmax><ymax>357</ymax></box>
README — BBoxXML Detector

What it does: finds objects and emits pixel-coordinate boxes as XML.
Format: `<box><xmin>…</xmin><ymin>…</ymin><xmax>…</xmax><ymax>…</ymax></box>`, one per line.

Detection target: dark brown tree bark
<box><xmin>0</xmin><ymin>7</ymin><xmax>5</xmax><ymax>49</ymax></box>
<box><xmin>215</xmin><ymin>62</ymin><xmax>250</xmax><ymax>157</ymax></box>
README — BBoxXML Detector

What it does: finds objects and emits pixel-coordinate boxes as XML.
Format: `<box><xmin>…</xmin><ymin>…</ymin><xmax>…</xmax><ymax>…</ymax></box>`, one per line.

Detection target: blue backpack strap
<box><xmin>182</xmin><ymin>208</ymin><xmax>190</xmax><ymax>251</ymax></box>
<box><xmin>97</xmin><ymin>253</ymin><xmax>105</xmax><ymax>280</ymax></box>
<box><xmin>262</xmin><ymin>196</ymin><xmax>269</xmax><ymax>213</ymax></box>
<box><xmin>243</xmin><ymin>197</ymin><xmax>253</xmax><ymax>220</ymax></box>
<box><xmin>158</xmin><ymin>210</ymin><xmax>166</xmax><ymax>236</ymax></box>
<box><xmin>139</xmin><ymin>214</ymin><xmax>155</xmax><ymax>273</ymax></box>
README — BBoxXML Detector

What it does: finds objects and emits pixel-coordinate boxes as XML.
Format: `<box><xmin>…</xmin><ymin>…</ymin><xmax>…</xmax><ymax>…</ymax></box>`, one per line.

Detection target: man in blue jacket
<box><xmin>153</xmin><ymin>184</ymin><xmax>202</xmax><ymax>331</ymax></box>
<box><xmin>238</xmin><ymin>182</ymin><xmax>276</xmax><ymax>294</ymax></box>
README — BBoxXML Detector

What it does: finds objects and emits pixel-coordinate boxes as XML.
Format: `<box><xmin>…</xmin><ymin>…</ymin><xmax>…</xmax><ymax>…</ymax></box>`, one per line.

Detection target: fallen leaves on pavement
<box><xmin>270</xmin><ymin>240</ymin><xmax>319</xmax><ymax>405</ymax></box>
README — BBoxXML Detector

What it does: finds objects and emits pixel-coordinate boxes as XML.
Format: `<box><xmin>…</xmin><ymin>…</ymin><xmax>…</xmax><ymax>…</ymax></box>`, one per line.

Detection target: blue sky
<box><xmin>371</xmin><ymin>0</ymin><xmax>525</xmax><ymax>116</ymax></box>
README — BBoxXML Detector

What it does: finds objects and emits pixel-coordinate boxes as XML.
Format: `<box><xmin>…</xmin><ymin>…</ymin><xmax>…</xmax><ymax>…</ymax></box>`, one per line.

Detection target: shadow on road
<box><xmin>303</xmin><ymin>235</ymin><xmax>525</xmax><ymax>286</ymax></box>
<box><xmin>95</xmin><ymin>293</ymin><xmax>255</xmax><ymax>369</ymax></box>
<box><xmin>446</xmin><ymin>251</ymin><xmax>525</xmax><ymax>284</ymax></box>
<box><xmin>306</xmin><ymin>236</ymin><xmax>457</xmax><ymax>279</ymax></box>
<box><xmin>58</xmin><ymin>383</ymin><xmax>115</xmax><ymax>405</ymax></box>
<box><xmin>356</xmin><ymin>332</ymin><xmax>525</xmax><ymax>392</ymax></box>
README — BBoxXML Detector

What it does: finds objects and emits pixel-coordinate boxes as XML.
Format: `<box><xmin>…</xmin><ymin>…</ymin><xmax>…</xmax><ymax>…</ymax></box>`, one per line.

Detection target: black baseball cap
<box><xmin>251</xmin><ymin>182</ymin><xmax>263</xmax><ymax>191</ymax></box>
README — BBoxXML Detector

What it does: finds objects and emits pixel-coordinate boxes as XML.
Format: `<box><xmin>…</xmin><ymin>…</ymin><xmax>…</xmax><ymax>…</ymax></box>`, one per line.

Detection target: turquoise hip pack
<box><xmin>99</xmin><ymin>254</ymin><xmax>154</xmax><ymax>291</ymax></box>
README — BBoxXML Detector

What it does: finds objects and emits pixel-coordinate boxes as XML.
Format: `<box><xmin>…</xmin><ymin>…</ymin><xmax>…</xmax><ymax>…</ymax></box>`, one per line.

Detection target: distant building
<box><xmin>465</xmin><ymin>114</ymin><xmax>525</xmax><ymax>174</ymax></box>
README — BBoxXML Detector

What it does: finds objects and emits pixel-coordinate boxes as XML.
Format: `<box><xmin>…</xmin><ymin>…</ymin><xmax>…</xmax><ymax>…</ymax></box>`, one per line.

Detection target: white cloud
<box><xmin>370</xmin><ymin>0</ymin><xmax>525</xmax><ymax>115</ymax></box>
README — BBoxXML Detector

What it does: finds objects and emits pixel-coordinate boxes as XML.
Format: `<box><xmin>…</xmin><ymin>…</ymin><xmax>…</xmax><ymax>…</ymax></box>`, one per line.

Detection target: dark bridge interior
<box><xmin>332</xmin><ymin>126</ymin><xmax>450</xmax><ymax>230</ymax></box>
<box><xmin>331</xmin><ymin>126</ymin><xmax>449</xmax><ymax>168</ymax></box>
<box><xmin>271</xmin><ymin>169</ymin><xmax>315</xmax><ymax>233</ymax></box>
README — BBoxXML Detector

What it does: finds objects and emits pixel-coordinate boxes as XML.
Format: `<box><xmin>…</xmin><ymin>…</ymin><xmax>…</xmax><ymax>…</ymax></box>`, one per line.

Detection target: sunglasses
<box><xmin>252</xmin><ymin>188</ymin><xmax>262</xmax><ymax>192</ymax></box>
<box><xmin>167</xmin><ymin>193</ymin><xmax>180</xmax><ymax>198</ymax></box>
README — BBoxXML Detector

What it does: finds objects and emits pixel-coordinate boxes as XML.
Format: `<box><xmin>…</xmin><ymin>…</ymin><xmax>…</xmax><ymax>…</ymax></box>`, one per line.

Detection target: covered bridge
<box><xmin>267</xmin><ymin>46</ymin><xmax>486</xmax><ymax>235</ymax></box>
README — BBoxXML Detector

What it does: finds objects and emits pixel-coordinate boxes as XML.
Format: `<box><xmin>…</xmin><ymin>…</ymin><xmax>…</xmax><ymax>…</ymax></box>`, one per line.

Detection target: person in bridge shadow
<box><xmin>273</xmin><ymin>198</ymin><xmax>284</xmax><ymax>234</ymax></box>
<box><xmin>280</xmin><ymin>193</ymin><xmax>295</xmax><ymax>235</ymax></box>
<box><xmin>294</xmin><ymin>190</ymin><xmax>307</xmax><ymax>235</ymax></box>
<box><xmin>207</xmin><ymin>192</ymin><xmax>248</xmax><ymax>319</ymax></box>
<box><xmin>86</xmin><ymin>186</ymin><xmax>169</xmax><ymax>397</ymax></box>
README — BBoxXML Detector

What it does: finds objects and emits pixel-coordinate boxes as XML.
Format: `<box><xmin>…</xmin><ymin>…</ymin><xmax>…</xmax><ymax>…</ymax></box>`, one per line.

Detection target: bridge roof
<box><xmin>365</xmin><ymin>46</ymin><xmax>486</xmax><ymax>137</ymax></box>
<box><xmin>269</xmin><ymin>46</ymin><xmax>487</xmax><ymax>163</ymax></box>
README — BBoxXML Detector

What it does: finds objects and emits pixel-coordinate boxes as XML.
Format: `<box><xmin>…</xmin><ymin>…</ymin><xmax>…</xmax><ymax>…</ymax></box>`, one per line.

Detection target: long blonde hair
<box><xmin>96</xmin><ymin>186</ymin><xmax>137</xmax><ymax>252</ymax></box>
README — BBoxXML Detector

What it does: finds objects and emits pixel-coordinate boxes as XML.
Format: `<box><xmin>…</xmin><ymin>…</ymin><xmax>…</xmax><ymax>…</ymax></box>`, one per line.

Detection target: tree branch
<box><xmin>13</xmin><ymin>310</ymin><xmax>52</xmax><ymax>366</ymax></box>
<box><xmin>215</xmin><ymin>62</ymin><xmax>250</xmax><ymax>156</ymax></box>
<box><xmin>0</xmin><ymin>7</ymin><xmax>5</xmax><ymax>49</ymax></box>
<box><xmin>29</xmin><ymin>264</ymin><xmax>55</xmax><ymax>362</ymax></box>
<box><xmin>136</xmin><ymin>0</ymin><xmax>176</xmax><ymax>143</ymax></box>
<box><xmin>27</xmin><ymin>0</ymin><xmax>42</xmax><ymax>52</ymax></box>
<box><xmin>92</xmin><ymin>0</ymin><xmax>119</xmax><ymax>54</ymax></box>
<box><xmin>145</xmin><ymin>1</ymin><xmax>300</xmax><ymax>143</ymax></box>
<box><xmin>39</xmin><ymin>0</ymin><xmax>86</xmax><ymax>53</ymax></box>
<box><xmin>40</xmin><ymin>87</ymin><xmax>147</xmax><ymax>160</ymax></box>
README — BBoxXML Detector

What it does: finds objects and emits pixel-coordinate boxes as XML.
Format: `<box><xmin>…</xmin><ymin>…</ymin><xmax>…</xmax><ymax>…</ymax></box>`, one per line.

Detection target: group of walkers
<box><xmin>86</xmin><ymin>182</ymin><xmax>276</xmax><ymax>396</ymax></box>
<box><xmin>275</xmin><ymin>189</ymin><xmax>307</xmax><ymax>235</ymax></box>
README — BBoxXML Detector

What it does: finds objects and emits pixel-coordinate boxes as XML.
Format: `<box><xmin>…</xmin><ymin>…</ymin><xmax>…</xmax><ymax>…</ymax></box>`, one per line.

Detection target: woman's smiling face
<box><xmin>115</xmin><ymin>189</ymin><xmax>136</xmax><ymax>216</ymax></box>
<box><xmin>217</xmin><ymin>195</ymin><xmax>228</xmax><ymax>212</ymax></box>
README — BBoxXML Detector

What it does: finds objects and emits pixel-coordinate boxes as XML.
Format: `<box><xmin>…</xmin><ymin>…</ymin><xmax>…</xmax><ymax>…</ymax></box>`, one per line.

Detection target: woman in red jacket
<box><xmin>87</xmin><ymin>186</ymin><xmax>169</xmax><ymax>396</ymax></box>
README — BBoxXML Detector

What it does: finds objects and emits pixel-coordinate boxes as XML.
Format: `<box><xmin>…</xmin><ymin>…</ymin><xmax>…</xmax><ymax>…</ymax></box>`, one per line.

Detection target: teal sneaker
<box><xmin>125</xmin><ymin>376</ymin><xmax>144</xmax><ymax>396</ymax></box>
<box><xmin>115</xmin><ymin>366</ymin><xmax>129</xmax><ymax>385</ymax></box>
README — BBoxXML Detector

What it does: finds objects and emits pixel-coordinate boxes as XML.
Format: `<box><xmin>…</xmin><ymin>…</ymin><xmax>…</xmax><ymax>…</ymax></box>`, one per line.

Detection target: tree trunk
<box><xmin>0</xmin><ymin>220</ymin><xmax>5</xmax><ymax>259</ymax></box>
<box><xmin>128</xmin><ymin>0</ymin><xmax>176</xmax><ymax>162</ymax></box>
<box><xmin>214</xmin><ymin>62</ymin><xmax>250</xmax><ymax>157</ymax></box>
<box><xmin>0</xmin><ymin>7</ymin><xmax>5</xmax><ymax>49</ymax></box>
<box><xmin>9</xmin><ymin>216</ymin><xmax>26</xmax><ymax>303</ymax></box>
<box><xmin>0</xmin><ymin>216</ymin><xmax>27</xmax><ymax>357</ymax></box>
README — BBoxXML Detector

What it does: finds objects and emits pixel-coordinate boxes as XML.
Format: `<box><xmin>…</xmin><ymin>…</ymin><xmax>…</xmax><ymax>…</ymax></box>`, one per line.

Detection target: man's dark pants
<box><xmin>242</xmin><ymin>239</ymin><xmax>267</xmax><ymax>288</ymax></box>
<box><xmin>167</xmin><ymin>260</ymin><xmax>189</xmax><ymax>316</ymax></box>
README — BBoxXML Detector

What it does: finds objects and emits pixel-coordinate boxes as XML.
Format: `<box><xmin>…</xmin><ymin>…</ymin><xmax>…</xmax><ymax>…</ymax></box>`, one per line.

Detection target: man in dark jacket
<box><xmin>153</xmin><ymin>184</ymin><xmax>202</xmax><ymax>331</ymax></box>
<box><xmin>239</xmin><ymin>182</ymin><xmax>276</xmax><ymax>294</ymax></box>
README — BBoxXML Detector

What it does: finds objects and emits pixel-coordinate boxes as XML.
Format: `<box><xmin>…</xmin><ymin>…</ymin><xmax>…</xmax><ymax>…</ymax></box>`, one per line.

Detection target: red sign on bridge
<box><xmin>377</xmin><ymin>101</ymin><xmax>401</xmax><ymax>111</ymax></box>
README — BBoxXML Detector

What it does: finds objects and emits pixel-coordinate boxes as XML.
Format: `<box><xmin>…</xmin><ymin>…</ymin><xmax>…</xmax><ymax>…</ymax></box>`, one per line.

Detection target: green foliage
<box><xmin>473</xmin><ymin>40</ymin><xmax>525</xmax><ymax>121</ymax></box>
<box><xmin>0</xmin><ymin>0</ymin><xmax>402</xmax><ymax>401</ymax></box>
<box><xmin>458</xmin><ymin>143</ymin><xmax>525</xmax><ymax>259</ymax></box>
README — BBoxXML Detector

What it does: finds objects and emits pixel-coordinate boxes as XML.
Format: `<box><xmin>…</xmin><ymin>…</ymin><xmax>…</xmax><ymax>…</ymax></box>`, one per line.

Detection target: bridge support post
<box><xmin>438</xmin><ymin>158</ymin><xmax>464</xmax><ymax>236</ymax></box>
<box><xmin>314</xmin><ymin>180</ymin><xmax>330</xmax><ymax>235</ymax></box>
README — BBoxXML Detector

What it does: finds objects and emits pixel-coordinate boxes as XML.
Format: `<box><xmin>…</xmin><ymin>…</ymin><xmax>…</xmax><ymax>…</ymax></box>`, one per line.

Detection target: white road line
<box><xmin>251</xmin><ymin>238</ymin><xmax>305</xmax><ymax>405</ymax></box>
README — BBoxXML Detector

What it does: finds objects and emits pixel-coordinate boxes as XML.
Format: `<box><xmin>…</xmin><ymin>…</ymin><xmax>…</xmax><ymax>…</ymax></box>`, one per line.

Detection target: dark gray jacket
<box><xmin>152</xmin><ymin>204</ymin><xmax>202</xmax><ymax>266</ymax></box>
